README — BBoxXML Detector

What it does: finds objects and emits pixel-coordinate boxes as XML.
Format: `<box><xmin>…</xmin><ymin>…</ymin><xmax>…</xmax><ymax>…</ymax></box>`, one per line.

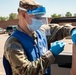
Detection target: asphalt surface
<box><xmin>0</xmin><ymin>34</ymin><xmax>8</xmax><ymax>75</ymax></box>
<box><xmin>0</xmin><ymin>34</ymin><xmax>73</xmax><ymax>75</ymax></box>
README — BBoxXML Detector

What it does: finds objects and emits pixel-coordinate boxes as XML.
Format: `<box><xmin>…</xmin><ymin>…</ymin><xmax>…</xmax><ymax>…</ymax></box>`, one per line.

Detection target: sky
<box><xmin>0</xmin><ymin>0</ymin><xmax>76</xmax><ymax>17</ymax></box>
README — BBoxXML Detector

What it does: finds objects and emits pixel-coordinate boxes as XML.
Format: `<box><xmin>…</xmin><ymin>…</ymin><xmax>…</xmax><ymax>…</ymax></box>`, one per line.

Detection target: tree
<box><xmin>0</xmin><ymin>16</ymin><xmax>8</xmax><ymax>21</ymax></box>
<box><xmin>73</xmin><ymin>13</ymin><xmax>76</xmax><ymax>17</ymax></box>
<box><xmin>51</xmin><ymin>13</ymin><xmax>61</xmax><ymax>18</ymax></box>
<box><xmin>65</xmin><ymin>12</ymin><xmax>72</xmax><ymax>17</ymax></box>
<box><xmin>9</xmin><ymin>13</ymin><xmax>18</xmax><ymax>20</ymax></box>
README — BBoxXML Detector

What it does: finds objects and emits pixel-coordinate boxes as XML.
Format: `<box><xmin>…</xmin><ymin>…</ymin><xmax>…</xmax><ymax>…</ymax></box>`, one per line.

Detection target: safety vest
<box><xmin>11</xmin><ymin>30</ymin><xmax>50</xmax><ymax>75</ymax></box>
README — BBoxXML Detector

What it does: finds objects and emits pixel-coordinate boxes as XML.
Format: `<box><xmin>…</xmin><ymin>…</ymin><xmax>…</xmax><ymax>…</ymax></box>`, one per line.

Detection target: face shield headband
<box><xmin>18</xmin><ymin>6</ymin><xmax>46</xmax><ymax>15</ymax></box>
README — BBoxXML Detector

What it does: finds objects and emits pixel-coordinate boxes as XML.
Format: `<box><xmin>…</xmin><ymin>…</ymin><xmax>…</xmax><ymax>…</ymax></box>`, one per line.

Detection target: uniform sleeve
<box><xmin>5</xmin><ymin>40</ymin><xmax>55</xmax><ymax>75</ymax></box>
<box><xmin>49</xmin><ymin>23</ymin><xmax>75</xmax><ymax>42</ymax></box>
<box><xmin>40</xmin><ymin>23</ymin><xmax>75</xmax><ymax>42</ymax></box>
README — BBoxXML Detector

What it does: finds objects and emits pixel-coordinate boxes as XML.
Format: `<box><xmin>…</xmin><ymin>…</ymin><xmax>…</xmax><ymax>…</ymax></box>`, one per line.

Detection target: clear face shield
<box><xmin>27</xmin><ymin>6</ymin><xmax>48</xmax><ymax>25</ymax></box>
<box><xmin>18</xmin><ymin>6</ymin><xmax>48</xmax><ymax>31</ymax></box>
<box><xmin>18</xmin><ymin>6</ymin><xmax>48</xmax><ymax>24</ymax></box>
<box><xmin>41</xmin><ymin>16</ymin><xmax>48</xmax><ymax>25</ymax></box>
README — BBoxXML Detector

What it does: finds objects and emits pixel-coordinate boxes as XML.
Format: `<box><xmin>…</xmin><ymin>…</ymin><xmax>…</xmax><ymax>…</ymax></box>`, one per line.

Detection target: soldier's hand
<box><xmin>50</xmin><ymin>41</ymin><xmax>65</xmax><ymax>55</ymax></box>
<box><xmin>71</xmin><ymin>29</ymin><xmax>76</xmax><ymax>44</ymax></box>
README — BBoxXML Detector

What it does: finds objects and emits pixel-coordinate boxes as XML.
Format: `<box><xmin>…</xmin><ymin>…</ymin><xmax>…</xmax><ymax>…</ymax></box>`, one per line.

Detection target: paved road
<box><xmin>0</xmin><ymin>34</ymin><xmax>8</xmax><ymax>75</ymax></box>
<box><xmin>0</xmin><ymin>34</ymin><xmax>73</xmax><ymax>75</ymax></box>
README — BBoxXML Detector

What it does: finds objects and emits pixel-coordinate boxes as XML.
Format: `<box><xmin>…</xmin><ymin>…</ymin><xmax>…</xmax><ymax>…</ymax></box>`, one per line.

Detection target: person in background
<box><xmin>70</xmin><ymin>29</ymin><xmax>76</xmax><ymax>75</ymax></box>
<box><xmin>3</xmin><ymin>0</ymin><xmax>76</xmax><ymax>75</ymax></box>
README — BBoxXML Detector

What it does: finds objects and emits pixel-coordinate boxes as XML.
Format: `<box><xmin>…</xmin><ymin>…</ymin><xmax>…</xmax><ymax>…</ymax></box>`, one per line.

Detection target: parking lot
<box><xmin>0</xmin><ymin>34</ymin><xmax>73</xmax><ymax>75</ymax></box>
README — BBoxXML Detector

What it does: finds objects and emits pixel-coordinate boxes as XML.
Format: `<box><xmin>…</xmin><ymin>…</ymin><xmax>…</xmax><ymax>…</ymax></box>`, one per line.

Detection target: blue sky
<box><xmin>0</xmin><ymin>0</ymin><xmax>76</xmax><ymax>17</ymax></box>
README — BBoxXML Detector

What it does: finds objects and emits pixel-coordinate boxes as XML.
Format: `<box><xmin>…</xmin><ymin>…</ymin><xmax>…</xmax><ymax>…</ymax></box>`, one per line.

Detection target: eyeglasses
<box><xmin>34</xmin><ymin>15</ymin><xmax>43</xmax><ymax>20</ymax></box>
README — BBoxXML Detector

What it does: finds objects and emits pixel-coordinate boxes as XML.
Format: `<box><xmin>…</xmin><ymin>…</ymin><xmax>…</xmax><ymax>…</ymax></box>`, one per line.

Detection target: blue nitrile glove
<box><xmin>50</xmin><ymin>41</ymin><xmax>65</xmax><ymax>55</ymax></box>
<box><xmin>71</xmin><ymin>29</ymin><xmax>76</xmax><ymax>44</ymax></box>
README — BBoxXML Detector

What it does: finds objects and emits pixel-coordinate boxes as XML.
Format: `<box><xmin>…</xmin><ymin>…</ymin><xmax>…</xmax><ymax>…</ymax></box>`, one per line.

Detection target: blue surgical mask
<box><xmin>27</xmin><ymin>18</ymin><xmax>43</xmax><ymax>31</ymax></box>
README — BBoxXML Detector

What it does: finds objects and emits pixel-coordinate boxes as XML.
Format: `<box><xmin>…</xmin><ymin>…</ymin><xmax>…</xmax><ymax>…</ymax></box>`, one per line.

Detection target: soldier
<box><xmin>3</xmin><ymin>0</ymin><xmax>76</xmax><ymax>75</ymax></box>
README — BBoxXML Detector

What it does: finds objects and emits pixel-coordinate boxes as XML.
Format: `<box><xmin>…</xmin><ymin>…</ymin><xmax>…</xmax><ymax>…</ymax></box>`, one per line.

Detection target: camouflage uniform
<box><xmin>4</xmin><ymin>23</ymin><xmax>74</xmax><ymax>75</ymax></box>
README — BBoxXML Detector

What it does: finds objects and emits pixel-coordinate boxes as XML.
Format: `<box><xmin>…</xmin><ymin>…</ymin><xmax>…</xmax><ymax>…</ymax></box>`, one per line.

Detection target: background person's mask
<box><xmin>27</xmin><ymin>18</ymin><xmax>43</xmax><ymax>31</ymax></box>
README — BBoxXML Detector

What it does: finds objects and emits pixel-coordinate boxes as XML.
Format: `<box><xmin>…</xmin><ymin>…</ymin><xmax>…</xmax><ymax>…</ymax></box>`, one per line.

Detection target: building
<box><xmin>0</xmin><ymin>17</ymin><xmax>76</xmax><ymax>29</ymax></box>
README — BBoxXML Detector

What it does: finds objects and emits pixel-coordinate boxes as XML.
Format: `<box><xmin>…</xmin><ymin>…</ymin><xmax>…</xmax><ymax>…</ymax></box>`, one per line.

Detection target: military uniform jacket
<box><xmin>4</xmin><ymin>24</ymin><xmax>74</xmax><ymax>75</ymax></box>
